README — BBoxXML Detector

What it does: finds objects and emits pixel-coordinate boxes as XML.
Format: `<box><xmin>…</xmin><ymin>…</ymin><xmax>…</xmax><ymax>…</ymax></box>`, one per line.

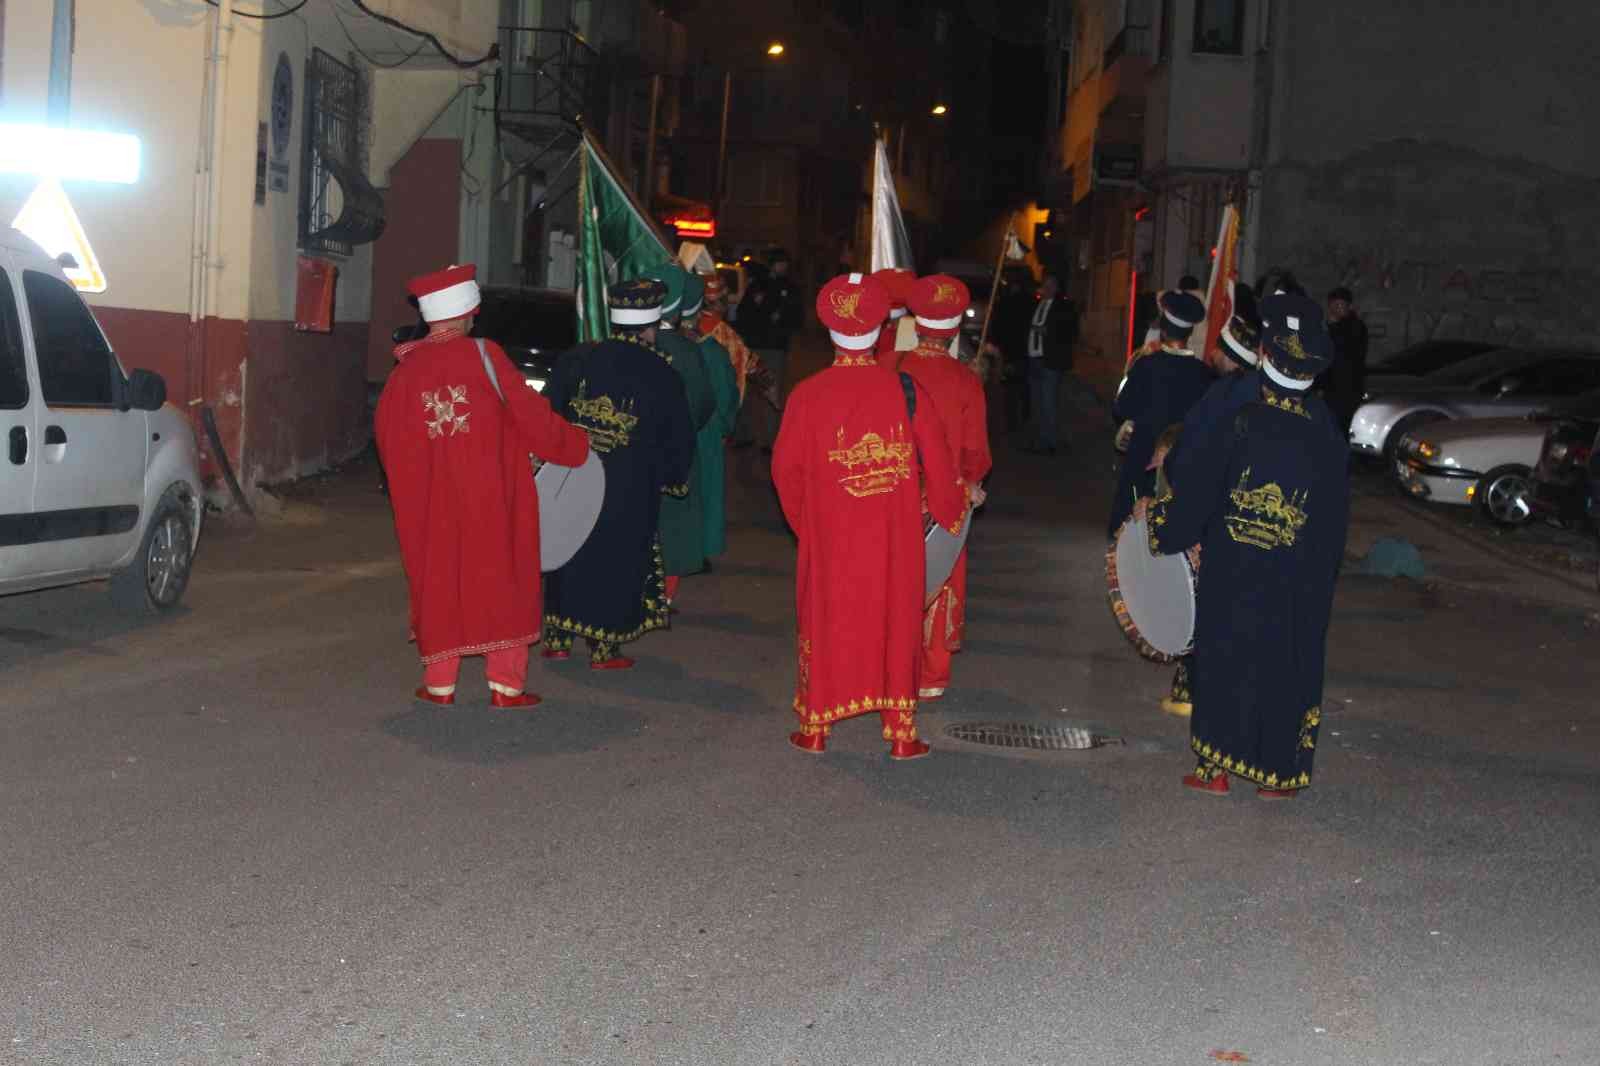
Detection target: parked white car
<box><xmin>1393</xmin><ymin>416</ymin><xmax>1545</xmax><ymax>526</ymax></box>
<box><xmin>0</xmin><ymin>228</ymin><xmax>202</xmax><ymax>609</ymax></box>
<box><xmin>1349</xmin><ymin>348</ymin><xmax>1600</xmax><ymax>460</ymax></box>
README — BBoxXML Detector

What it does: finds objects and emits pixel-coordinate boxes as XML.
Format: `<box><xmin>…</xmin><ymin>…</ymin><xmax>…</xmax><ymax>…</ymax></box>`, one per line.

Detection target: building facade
<box><xmin>1047</xmin><ymin>0</ymin><xmax>1600</xmax><ymax>368</ymax></box>
<box><xmin>1</xmin><ymin>0</ymin><xmax>500</xmax><ymax>495</ymax></box>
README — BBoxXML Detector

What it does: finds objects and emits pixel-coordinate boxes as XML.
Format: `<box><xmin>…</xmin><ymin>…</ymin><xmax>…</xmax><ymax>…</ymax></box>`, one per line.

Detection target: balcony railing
<box><xmin>491</xmin><ymin>27</ymin><xmax>606</xmax><ymax>132</ymax></box>
<box><xmin>1103</xmin><ymin>23</ymin><xmax>1153</xmax><ymax>69</ymax></box>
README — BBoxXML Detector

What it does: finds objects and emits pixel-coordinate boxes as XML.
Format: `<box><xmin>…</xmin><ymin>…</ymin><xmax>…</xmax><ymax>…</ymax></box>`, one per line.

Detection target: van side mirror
<box><xmin>126</xmin><ymin>368</ymin><xmax>167</xmax><ymax>411</ymax></box>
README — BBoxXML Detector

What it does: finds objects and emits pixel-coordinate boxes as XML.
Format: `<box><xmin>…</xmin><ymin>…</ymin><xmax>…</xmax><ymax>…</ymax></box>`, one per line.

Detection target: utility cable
<box><xmin>203</xmin><ymin>0</ymin><xmax>310</xmax><ymax>19</ymax></box>
<box><xmin>344</xmin><ymin>0</ymin><xmax>499</xmax><ymax>68</ymax></box>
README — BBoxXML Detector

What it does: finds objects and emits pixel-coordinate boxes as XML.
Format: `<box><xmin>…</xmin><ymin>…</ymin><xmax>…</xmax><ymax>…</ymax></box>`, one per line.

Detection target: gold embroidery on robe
<box><xmin>568</xmin><ymin>380</ymin><xmax>639</xmax><ymax>453</ymax></box>
<box><xmin>422</xmin><ymin>385</ymin><xmax>471</xmax><ymax>438</ymax></box>
<box><xmin>1225</xmin><ymin>468</ymin><xmax>1309</xmax><ymax>550</ymax></box>
<box><xmin>827</xmin><ymin>424</ymin><xmax>914</xmax><ymax>498</ymax></box>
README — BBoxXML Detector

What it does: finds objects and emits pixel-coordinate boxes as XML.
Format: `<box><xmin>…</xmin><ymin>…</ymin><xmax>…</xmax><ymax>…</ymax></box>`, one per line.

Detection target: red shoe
<box><xmin>541</xmin><ymin>648</ymin><xmax>571</xmax><ymax>661</ymax></box>
<box><xmin>1257</xmin><ymin>787</ymin><xmax>1298</xmax><ymax>800</ymax></box>
<box><xmin>1182</xmin><ymin>770</ymin><xmax>1230</xmax><ymax>795</ymax></box>
<box><xmin>414</xmin><ymin>687</ymin><xmax>455</xmax><ymax>706</ymax></box>
<box><xmin>889</xmin><ymin>739</ymin><xmax>931</xmax><ymax>761</ymax></box>
<box><xmin>490</xmin><ymin>691</ymin><xmax>542</xmax><ymax>710</ymax></box>
<box><xmin>789</xmin><ymin>730</ymin><xmax>826</xmax><ymax>755</ymax></box>
<box><xmin>590</xmin><ymin>656</ymin><xmax>635</xmax><ymax>672</ymax></box>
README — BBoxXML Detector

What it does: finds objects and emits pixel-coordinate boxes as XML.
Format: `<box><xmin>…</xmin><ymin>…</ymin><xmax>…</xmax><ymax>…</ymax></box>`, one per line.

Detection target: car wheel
<box><xmin>1476</xmin><ymin>465</ymin><xmax>1534</xmax><ymax>528</ymax></box>
<box><xmin>111</xmin><ymin>488</ymin><xmax>195</xmax><ymax>612</ymax></box>
<box><xmin>1383</xmin><ymin>412</ymin><xmax>1448</xmax><ymax>465</ymax></box>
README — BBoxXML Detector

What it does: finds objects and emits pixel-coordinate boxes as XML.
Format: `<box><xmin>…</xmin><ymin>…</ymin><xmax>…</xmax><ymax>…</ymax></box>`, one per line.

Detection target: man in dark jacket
<box><xmin>736</xmin><ymin>249</ymin><xmax>804</xmax><ymax>452</ymax></box>
<box><xmin>1024</xmin><ymin>274</ymin><xmax>1079</xmax><ymax>455</ymax></box>
<box><xmin>1316</xmin><ymin>286</ymin><xmax>1370</xmax><ymax>434</ymax></box>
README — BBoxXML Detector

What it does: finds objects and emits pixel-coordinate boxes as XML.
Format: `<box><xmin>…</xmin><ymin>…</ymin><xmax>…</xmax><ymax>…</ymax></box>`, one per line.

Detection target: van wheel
<box><xmin>112</xmin><ymin>490</ymin><xmax>194</xmax><ymax>611</ymax></box>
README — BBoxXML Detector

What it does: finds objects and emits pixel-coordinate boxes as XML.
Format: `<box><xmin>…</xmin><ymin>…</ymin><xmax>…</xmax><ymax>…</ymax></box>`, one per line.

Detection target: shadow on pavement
<box><xmin>540</xmin><ymin>654</ymin><xmax>768</xmax><ymax>714</ymax></box>
<box><xmin>379</xmin><ymin>699</ymin><xmax>647</xmax><ymax>763</ymax></box>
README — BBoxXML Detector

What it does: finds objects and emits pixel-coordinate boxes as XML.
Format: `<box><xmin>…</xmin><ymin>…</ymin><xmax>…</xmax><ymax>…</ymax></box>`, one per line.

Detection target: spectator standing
<box><xmin>1317</xmin><ymin>286</ymin><xmax>1370</xmax><ymax>433</ymax></box>
<box><xmin>1024</xmin><ymin>274</ymin><xmax>1079</xmax><ymax>455</ymax></box>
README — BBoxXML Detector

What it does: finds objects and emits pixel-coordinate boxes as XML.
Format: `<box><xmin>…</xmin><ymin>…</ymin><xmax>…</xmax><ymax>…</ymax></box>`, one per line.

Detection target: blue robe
<box><xmin>1148</xmin><ymin>386</ymin><xmax>1349</xmax><ymax>790</ymax></box>
<box><xmin>1109</xmin><ymin>349</ymin><xmax>1216</xmax><ymax>538</ymax></box>
<box><xmin>543</xmin><ymin>336</ymin><xmax>696</xmax><ymax>646</ymax></box>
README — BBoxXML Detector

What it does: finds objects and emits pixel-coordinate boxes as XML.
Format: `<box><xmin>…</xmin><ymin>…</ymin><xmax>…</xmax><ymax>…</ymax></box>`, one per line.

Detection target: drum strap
<box><xmin>474</xmin><ymin>338</ymin><xmax>505</xmax><ymax>404</ymax></box>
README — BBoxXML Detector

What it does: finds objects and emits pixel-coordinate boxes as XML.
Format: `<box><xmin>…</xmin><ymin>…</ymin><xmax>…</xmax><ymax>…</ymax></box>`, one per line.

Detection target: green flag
<box><xmin>576</xmin><ymin>132</ymin><xmax>674</xmax><ymax>342</ymax></box>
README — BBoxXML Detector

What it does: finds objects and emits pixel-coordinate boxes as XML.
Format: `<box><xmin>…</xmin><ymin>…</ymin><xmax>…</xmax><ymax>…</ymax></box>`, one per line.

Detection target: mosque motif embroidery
<box><xmin>1224</xmin><ymin>468</ymin><xmax>1309</xmax><ymax>550</ymax></box>
<box><xmin>568</xmin><ymin>380</ymin><xmax>639</xmax><ymax>453</ymax></box>
<box><xmin>827</xmin><ymin>424</ymin><xmax>914</xmax><ymax>498</ymax></box>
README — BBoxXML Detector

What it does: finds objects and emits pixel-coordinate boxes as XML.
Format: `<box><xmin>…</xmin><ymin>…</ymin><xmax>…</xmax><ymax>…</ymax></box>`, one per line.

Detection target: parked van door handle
<box><xmin>44</xmin><ymin>425</ymin><xmax>67</xmax><ymax>445</ymax></box>
<box><xmin>7</xmin><ymin>426</ymin><xmax>24</xmax><ymax>465</ymax></box>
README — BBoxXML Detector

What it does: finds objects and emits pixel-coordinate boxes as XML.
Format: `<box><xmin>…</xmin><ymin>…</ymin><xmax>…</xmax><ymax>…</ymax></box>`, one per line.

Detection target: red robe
<box><xmin>376</xmin><ymin>332</ymin><xmax>589</xmax><ymax>664</ymax></box>
<box><xmin>899</xmin><ymin>339</ymin><xmax>994</xmax><ymax>694</ymax></box>
<box><xmin>771</xmin><ymin>351</ymin><xmax>966</xmax><ymax>740</ymax></box>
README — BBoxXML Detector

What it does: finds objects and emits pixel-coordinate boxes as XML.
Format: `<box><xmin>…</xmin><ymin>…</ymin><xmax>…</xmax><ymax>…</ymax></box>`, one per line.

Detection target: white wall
<box><xmin>0</xmin><ymin>0</ymin><xmax>210</xmax><ymax>318</ymax></box>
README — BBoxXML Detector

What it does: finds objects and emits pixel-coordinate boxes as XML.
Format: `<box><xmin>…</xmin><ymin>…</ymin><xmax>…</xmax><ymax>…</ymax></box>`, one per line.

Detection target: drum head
<box><xmin>1107</xmin><ymin>516</ymin><xmax>1195</xmax><ymax>661</ymax></box>
<box><xmin>925</xmin><ymin>510</ymin><xmax>972</xmax><ymax>606</ymax></box>
<box><xmin>537</xmin><ymin>450</ymin><xmax>606</xmax><ymax>572</ymax></box>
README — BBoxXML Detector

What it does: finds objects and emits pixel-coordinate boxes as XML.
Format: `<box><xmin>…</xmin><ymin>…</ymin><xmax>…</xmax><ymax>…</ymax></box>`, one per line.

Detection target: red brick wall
<box><xmin>91</xmin><ymin>305</ymin><xmax>370</xmax><ymax>488</ymax></box>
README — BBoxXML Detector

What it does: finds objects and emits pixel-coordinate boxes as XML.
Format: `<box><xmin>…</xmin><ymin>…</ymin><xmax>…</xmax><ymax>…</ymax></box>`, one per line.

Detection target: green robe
<box><xmin>695</xmin><ymin>334</ymin><xmax>740</xmax><ymax>558</ymax></box>
<box><xmin>655</xmin><ymin>325</ymin><xmax>715</xmax><ymax>576</ymax></box>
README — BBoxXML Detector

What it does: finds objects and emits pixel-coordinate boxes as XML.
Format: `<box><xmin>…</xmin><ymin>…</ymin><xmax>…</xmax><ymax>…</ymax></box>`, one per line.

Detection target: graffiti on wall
<box><xmin>1288</xmin><ymin>234</ymin><xmax>1586</xmax><ymax>353</ymax></box>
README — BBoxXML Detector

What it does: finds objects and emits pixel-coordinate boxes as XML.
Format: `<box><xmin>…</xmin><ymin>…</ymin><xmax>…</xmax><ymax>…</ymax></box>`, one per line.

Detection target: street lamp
<box><xmin>931</xmin><ymin>103</ymin><xmax>949</xmax><ymax>116</ymax></box>
<box><xmin>766</xmin><ymin>41</ymin><xmax>785</xmax><ymax>56</ymax></box>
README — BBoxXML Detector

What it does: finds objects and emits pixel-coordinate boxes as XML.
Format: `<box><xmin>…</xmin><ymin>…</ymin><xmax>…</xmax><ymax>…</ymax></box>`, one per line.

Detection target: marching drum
<box><xmin>1106</xmin><ymin>515</ymin><xmax>1196</xmax><ymax>662</ymax></box>
<box><xmin>925</xmin><ymin>510</ymin><xmax>972</xmax><ymax>606</ymax></box>
<box><xmin>536</xmin><ymin>450</ymin><xmax>606</xmax><ymax>572</ymax></box>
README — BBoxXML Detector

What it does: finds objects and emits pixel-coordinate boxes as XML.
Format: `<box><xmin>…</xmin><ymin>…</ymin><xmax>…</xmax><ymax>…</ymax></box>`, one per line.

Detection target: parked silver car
<box><xmin>1348</xmin><ymin>348</ymin><xmax>1600</xmax><ymax>461</ymax></box>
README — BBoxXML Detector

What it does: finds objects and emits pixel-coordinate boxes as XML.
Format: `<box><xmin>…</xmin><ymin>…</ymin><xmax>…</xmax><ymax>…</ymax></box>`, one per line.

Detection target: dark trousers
<box><xmin>1028</xmin><ymin>361</ymin><xmax>1063</xmax><ymax>451</ymax></box>
<box><xmin>1004</xmin><ymin>362</ymin><xmax>1030</xmax><ymax>432</ymax></box>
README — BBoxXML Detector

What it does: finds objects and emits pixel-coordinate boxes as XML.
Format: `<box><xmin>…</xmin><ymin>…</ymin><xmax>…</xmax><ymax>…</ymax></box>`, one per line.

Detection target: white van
<box><xmin>0</xmin><ymin>228</ymin><xmax>202</xmax><ymax>610</ymax></box>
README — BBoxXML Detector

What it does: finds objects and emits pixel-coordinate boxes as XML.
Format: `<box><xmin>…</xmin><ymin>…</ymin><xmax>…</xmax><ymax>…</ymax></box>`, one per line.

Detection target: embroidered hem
<box><xmin>792</xmin><ymin>693</ymin><xmax>917</xmax><ymax>728</ymax></box>
<box><xmin>1191</xmin><ymin>735</ymin><xmax>1312</xmax><ymax>791</ymax></box>
<box><xmin>418</xmin><ymin>633</ymin><xmax>538</xmax><ymax>667</ymax></box>
<box><xmin>544</xmin><ymin>538</ymin><xmax>670</xmax><ymax>647</ymax></box>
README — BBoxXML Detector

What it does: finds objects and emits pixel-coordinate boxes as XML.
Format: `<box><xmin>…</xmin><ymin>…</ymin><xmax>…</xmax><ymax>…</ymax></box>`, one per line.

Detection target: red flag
<box><xmin>1201</xmin><ymin>205</ymin><xmax>1240</xmax><ymax>372</ymax></box>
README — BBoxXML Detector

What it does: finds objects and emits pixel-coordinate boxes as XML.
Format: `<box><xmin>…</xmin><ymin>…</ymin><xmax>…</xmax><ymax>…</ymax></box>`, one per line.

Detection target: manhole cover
<box><xmin>943</xmin><ymin>722</ymin><xmax>1118</xmax><ymax>751</ymax></box>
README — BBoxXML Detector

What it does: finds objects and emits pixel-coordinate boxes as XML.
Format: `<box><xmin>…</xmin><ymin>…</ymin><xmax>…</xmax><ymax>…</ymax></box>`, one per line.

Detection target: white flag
<box><xmin>869</xmin><ymin>137</ymin><xmax>913</xmax><ymax>273</ymax></box>
<box><xmin>1004</xmin><ymin>229</ymin><xmax>1027</xmax><ymax>261</ymax></box>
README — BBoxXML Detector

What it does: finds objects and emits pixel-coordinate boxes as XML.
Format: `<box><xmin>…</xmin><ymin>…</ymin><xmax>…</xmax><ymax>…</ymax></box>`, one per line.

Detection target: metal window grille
<box><xmin>300</xmin><ymin>48</ymin><xmax>358</xmax><ymax>257</ymax></box>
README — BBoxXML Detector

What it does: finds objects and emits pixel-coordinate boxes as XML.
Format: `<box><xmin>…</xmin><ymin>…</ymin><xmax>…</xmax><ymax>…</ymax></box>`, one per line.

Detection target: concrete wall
<box><xmin>1257</xmin><ymin>0</ymin><xmax>1600</xmax><ymax>355</ymax></box>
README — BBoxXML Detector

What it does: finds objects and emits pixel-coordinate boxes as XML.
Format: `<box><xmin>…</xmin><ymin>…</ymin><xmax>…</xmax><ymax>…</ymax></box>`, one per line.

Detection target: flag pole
<box><xmin>974</xmin><ymin>216</ymin><xmax>1012</xmax><ymax>361</ymax></box>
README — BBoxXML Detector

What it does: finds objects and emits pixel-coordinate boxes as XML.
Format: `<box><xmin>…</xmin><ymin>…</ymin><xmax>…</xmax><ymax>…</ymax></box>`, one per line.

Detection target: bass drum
<box><xmin>1105</xmin><ymin>515</ymin><xmax>1196</xmax><ymax>662</ymax></box>
<box><xmin>537</xmin><ymin>450</ymin><xmax>606</xmax><ymax>572</ymax></box>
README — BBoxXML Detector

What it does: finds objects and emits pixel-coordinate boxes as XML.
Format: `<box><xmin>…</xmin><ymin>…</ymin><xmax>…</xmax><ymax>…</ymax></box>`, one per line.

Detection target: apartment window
<box><xmin>299</xmin><ymin>48</ymin><xmax>359</xmax><ymax>257</ymax></box>
<box><xmin>1193</xmin><ymin>0</ymin><xmax>1245</xmax><ymax>54</ymax></box>
<box><xmin>729</xmin><ymin>153</ymin><xmax>784</xmax><ymax>206</ymax></box>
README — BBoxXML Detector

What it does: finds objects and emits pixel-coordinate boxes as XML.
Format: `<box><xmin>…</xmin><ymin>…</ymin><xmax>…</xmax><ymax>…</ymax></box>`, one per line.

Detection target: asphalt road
<box><xmin>2</xmin><ymin>412</ymin><xmax>1597</xmax><ymax>1065</ymax></box>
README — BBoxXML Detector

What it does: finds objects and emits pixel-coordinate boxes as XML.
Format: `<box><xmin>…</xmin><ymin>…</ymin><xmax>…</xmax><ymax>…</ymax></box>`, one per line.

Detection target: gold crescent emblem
<box><xmin>933</xmin><ymin>282</ymin><xmax>958</xmax><ymax>303</ymax></box>
<box><xmin>829</xmin><ymin>289</ymin><xmax>862</xmax><ymax>322</ymax></box>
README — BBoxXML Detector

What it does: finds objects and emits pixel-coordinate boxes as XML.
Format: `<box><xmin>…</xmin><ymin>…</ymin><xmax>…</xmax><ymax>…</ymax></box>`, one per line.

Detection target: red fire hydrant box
<box><xmin>294</xmin><ymin>256</ymin><xmax>338</xmax><ymax>332</ymax></box>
